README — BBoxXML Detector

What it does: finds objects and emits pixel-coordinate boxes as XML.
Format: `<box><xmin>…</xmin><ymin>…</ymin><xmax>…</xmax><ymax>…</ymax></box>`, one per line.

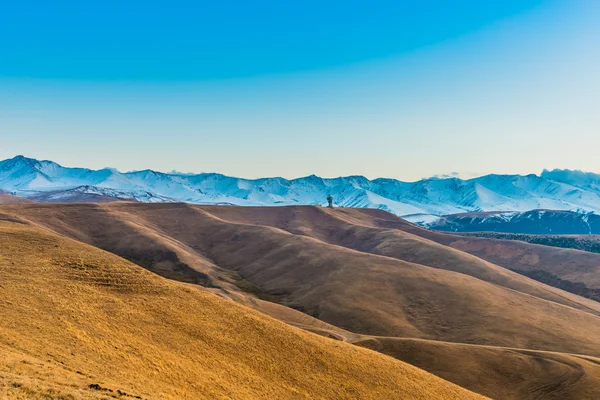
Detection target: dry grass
<box><xmin>355</xmin><ymin>337</ymin><xmax>600</xmax><ymax>400</ymax></box>
<box><xmin>5</xmin><ymin>203</ymin><xmax>600</xmax><ymax>399</ymax></box>
<box><xmin>375</xmin><ymin>209</ymin><xmax>600</xmax><ymax>290</ymax></box>
<box><xmin>7</xmin><ymin>203</ymin><xmax>599</xmax><ymax>354</ymax></box>
<box><xmin>0</xmin><ymin>192</ymin><xmax>33</xmax><ymax>204</ymax></box>
<box><xmin>204</xmin><ymin>205</ymin><xmax>600</xmax><ymax>315</ymax></box>
<box><xmin>0</xmin><ymin>220</ymin><xmax>484</xmax><ymax>399</ymax></box>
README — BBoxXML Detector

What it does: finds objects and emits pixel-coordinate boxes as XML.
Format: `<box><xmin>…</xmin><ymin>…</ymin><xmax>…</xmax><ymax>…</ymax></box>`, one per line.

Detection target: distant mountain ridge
<box><xmin>2</xmin><ymin>155</ymin><xmax>600</xmax><ymax>216</ymax></box>
<box><xmin>426</xmin><ymin>209</ymin><xmax>600</xmax><ymax>234</ymax></box>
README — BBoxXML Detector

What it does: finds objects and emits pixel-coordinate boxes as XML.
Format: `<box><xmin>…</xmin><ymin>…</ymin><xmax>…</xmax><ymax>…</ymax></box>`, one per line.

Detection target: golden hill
<box><xmin>0</xmin><ymin>220</ymin><xmax>484</xmax><ymax>399</ymax></box>
<box><xmin>3</xmin><ymin>203</ymin><xmax>600</xmax><ymax>398</ymax></box>
<box><xmin>5</xmin><ymin>203</ymin><xmax>600</xmax><ymax>355</ymax></box>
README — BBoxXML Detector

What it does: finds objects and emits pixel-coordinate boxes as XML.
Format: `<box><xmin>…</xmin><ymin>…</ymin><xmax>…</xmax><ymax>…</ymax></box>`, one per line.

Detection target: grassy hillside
<box><xmin>5</xmin><ymin>203</ymin><xmax>600</xmax><ymax>398</ymax></box>
<box><xmin>0</xmin><ymin>220</ymin><xmax>484</xmax><ymax>400</ymax></box>
<box><xmin>5</xmin><ymin>204</ymin><xmax>600</xmax><ymax>356</ymax></box>
<box><xmin>355</xmin><ymin>337</ymin><xmax>600</xmax><ymax>400</ymax></box>
<box><xmin>391</xmin><ymin>216</ymin><xmax>600</xmax><ymax>296</ymax></box>
<box><xmin>204</xmin><ymin>205</ymin><xmax>600</xmax><ymax>314</ymax></box>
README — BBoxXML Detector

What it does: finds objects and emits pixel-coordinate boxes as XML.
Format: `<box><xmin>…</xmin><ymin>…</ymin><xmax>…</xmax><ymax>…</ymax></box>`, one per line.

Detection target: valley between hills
<box><xmin>2</xmin><ymin>202</ymin><xmax>600</xmax><ymax>399</ymax></box>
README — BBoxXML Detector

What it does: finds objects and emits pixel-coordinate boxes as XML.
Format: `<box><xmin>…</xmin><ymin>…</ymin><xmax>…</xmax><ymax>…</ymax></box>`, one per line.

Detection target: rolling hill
<box><xmin>394</xmin><ymin>217</ymin><xmax>600</xmax><ymax>301</ymax></box>
<box><xmin>0</xmin><ymin>218</ymin><xmax>483</xmax><ymax>399</ymax></box>
<box><xmin>4</xmin><ymin>202</ymin><xmax>600</xmax><ymax>398</ymax></box>
<box><xmin>0</xmin><ymin>190</ymin><xmax>33</xmax><ymax>204</ymax></box>
<box><xmin>355</xmin><ymin>337</ymin><xmax>600</xmax><ymax>400</ymax></box>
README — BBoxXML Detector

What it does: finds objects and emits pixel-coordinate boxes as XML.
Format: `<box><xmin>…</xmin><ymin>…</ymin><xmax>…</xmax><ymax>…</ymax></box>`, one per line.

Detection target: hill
<box><xmin>202</xmin><ymin>205</ymin><xmax>600</xmax><ymax>314</ymax></box>
<box><xmin>393</xmin><ymin>217</ymin><xmax>600</xmax><ymax>300</ymax></box>
<box><xmin>4</xmin><ymin>203</ymin><xmax>600</xmax><ymax>357</ymax></box>
<box><xmin>327</xmin><ymin>207</ymin><xmax>600</xmax><ymax>304</ymax></box>
<box><xmin>355</xmin><ymin>337</ymin><xmax>600</xmax><ymax>400</ymax></box>
<box><xmin>0</xmin><ymin>219</ymin><xmax>483</xmax><ymax>399</ymax></box>
<box><xmin>5</xmin><ymin>203</ymin><xmax>600</xmax><ymax>398</ymax></box>
<box><xmin>0</xmin><ymin>190</ymin><xmax>33</xmax><ymax>204</ymax></box>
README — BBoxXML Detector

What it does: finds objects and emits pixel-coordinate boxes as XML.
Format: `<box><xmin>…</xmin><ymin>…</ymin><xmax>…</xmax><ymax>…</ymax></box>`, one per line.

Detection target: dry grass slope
<box><xmin>0</xmin><ymin>192</ymin><xmax>33</xmax><ymax>204</ymax></box>
<box><xmin>369</xmin><ymin>209</ymin><xmax>600</xmax><ymax>291</ymax></box>
<box><xmin>355</xmin><ymin>337</ymin><xmax>600</xmax><ymax>400</ymax></box>
<box><xmin>0</xmin><ymin>220</ymin><xmax>485</xmax><ymax>400</ymax></box>
<box><xmin>3</xmin><ymin>204</ymin><xmax>600</xmax><ymax>356</ymax></box>
<box><xmin>4</xmin><ymin>203</ymin><xmax>600</xmax><ymax>399</ymax></box>
<box><xmin>203</xmin><ymin>205</ymin><xmax>600</xmax><ymax>315</ymax></box>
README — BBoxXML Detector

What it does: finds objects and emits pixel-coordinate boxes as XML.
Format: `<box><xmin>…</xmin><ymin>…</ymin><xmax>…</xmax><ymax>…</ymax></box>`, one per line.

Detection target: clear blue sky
<box><xmin>1</xmin><ymin>0</ymin><xmax>598</xmax><ymax>180</ymax></box>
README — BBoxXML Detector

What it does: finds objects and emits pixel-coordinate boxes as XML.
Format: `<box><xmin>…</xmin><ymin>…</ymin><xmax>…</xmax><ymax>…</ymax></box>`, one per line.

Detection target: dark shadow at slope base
<box><xmin>512</xmin><ymin>269</ymin><xmax>600</xmax><ymax>303</ymax></box>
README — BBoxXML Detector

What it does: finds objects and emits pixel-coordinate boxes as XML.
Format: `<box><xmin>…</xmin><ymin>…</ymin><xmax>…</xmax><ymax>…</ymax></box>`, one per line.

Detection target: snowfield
<box><xmin>2</xmin><ymin>156</ymin><xmax>600</xmax><ymax>217</ymax></box>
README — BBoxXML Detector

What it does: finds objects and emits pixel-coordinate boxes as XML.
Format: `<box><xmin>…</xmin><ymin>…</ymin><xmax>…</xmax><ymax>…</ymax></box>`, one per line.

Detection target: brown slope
<box><xmin>435</xmin><ymin>235</ymin><xmax>600</xmax><ymax>287</ymax></box>
<box><xmin>0</xmin><ymin>203</ymin><xmax>218</xmax><ymax>286</ymax></box>
<box><xmin>357</xmin><ymin>209</ymin><xmax>600</xmax><ymax>296</ymax></box>
<box><xmin>5</xmin><ymin>203</ymin><xmax>600</xmax><ymax>357</ymax></box>
<box><xmin>197</xmin><ymin>205</ymin><xmax>600</xmax><ymax>316</ymax></box>
<box><xmin>354</xmin><ymin>337</ymin><xmax>600</xmax><ymax>400</ymax></box>
<box><xmin>0</xmin><ymin>220</ymin><xmax>484</xmax><ymax>400</ymax></box>
<box><xmin>0</xmin><ymin>191</ymin><xmax>33</xmax><ymax>204</ymax></box>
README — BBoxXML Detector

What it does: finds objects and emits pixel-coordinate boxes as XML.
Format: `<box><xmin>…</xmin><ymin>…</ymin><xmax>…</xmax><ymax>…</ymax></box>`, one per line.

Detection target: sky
<box><xmin>0</xmin><ymin>0</ymin><xmax>599</xmax><ymax>180</ymax></box>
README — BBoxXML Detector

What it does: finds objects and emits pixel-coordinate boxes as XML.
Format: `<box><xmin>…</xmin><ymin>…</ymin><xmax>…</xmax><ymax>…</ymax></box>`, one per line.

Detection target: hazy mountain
<box><xmin>2</xmin><ymin>155</ymin><xmax>600</xmax><ymax>217</ymax></box>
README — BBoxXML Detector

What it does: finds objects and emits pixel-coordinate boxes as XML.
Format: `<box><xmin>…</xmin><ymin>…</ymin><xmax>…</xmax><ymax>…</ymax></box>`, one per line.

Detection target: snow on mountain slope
<box><xmin>541</xmin><ymin>169</ymin><xmax>600</xmax><ymax>189</ymax></box>
<box><xmin>0</xmin><ymin>156</ymin><xmax>140</xmax><ymax>191</ymax></box>
<box><xmin>24</xmin><ymin>186</ymin><xmax>176</xmax><ymax>203</ymax></box>
<box><xmin>2</xmin><ymin>155</ymin><xmax>600</xmax><ymax>217</ymax></box>
<box><xmin>427</xmin><ymin>209</ymin><xmax>600</xmax><ymax>234</ymax></box>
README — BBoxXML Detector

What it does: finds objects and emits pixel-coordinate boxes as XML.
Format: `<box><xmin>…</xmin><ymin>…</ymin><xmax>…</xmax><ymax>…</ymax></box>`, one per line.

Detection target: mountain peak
<box><xmin>8</xmin><ymin>155</ymin><xmax>39</xmax><ymax>165</ymax></box>
<box><xmin>0</xmin><ymin>155</ymin><xmax>42</xmax><ymax>171</ymax></box>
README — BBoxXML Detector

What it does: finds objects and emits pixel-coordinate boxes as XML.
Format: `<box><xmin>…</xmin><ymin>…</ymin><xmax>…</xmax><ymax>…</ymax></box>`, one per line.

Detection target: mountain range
<box><xmin>426</xmin><ymin>209</ymin><xmax>600</xmax><ymax>234</ymax></box>
<box><xmin>2</xmin><ymin>155</ymin><xmax>600</xmax><ymax>218</ymax></box>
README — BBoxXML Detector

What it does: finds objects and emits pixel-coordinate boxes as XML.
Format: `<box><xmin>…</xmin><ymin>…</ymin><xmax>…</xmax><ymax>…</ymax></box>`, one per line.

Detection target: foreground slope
<box><xmin>0</xmin><ymin>220</ymin><xmax>483</xmax><ymax>399</ymax></box>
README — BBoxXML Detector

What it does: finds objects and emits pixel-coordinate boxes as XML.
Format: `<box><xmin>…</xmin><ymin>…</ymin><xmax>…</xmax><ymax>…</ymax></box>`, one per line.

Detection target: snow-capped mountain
<box><xmin>2</xmin><ymin>155</ymin><xmax>600</xmax><ymax>217</ymax></box>
<box><xmin>425</xmin><ymin>210</ymin><xmax>600</xmax><ymax>234</ymax></box>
